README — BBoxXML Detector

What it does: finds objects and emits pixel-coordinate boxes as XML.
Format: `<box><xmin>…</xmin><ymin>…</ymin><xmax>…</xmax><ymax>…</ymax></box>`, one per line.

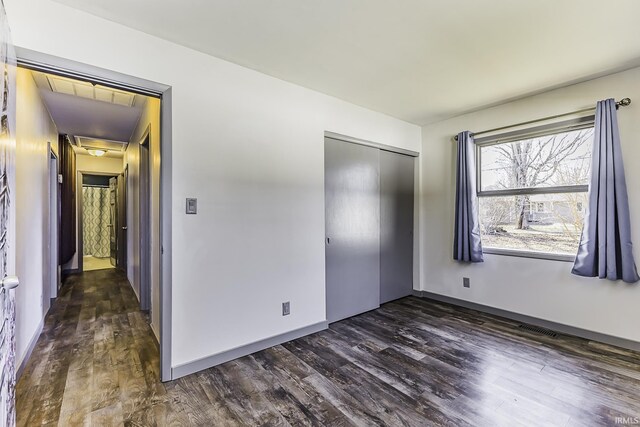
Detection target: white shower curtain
<box><xmin>83</xmin><ymin>186</ymin><xmax>111</xmax><ymax>258</ymax></box>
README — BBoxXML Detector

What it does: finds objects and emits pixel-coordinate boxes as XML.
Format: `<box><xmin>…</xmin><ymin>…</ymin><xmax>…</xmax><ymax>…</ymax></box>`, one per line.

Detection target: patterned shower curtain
<box><xmin>83</xmin><ymin>186</ymin><xmax>111</xmax><ymax>258</ymax></box>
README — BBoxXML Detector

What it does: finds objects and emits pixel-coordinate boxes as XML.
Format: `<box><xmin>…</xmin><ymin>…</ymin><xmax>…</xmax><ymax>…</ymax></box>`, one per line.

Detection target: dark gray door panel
<box><xmin>380</xmin><ymin>150</ymin><xmax>414</xmax><ymax>304</ymax></box>
<box><xmin>325</xmin><ymin>138</ymin><xmax>380</xmax><ymax>323</ymax></box>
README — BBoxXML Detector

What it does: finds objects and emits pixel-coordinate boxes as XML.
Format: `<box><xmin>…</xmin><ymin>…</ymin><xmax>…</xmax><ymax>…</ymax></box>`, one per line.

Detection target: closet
<box><xmin>325</xmin><ymin>135</ymin><xmax>416</xmax><ymax>323</ymax></box>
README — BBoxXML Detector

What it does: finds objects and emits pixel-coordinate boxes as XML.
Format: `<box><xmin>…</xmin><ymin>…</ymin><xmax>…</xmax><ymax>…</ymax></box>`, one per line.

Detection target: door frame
<box><xmin>46</xmin><ymin>144</ymin><xmax>59</xmax><ymax>304</ymax></box>
<box><xmin>139</xmin><ymin>129</ymin><xmax>151</xmax><ymax>311</ymax></box>
<box><xmin>78</xmin><ymin>171</ymin><xmax>120</xmax><ymax>272</ymax></box>
<box><xmin>116</xmin><ymin>167</ymin><xmax>128</xmax><ymax>271</ymax></box>
<box><xmin>16</xmin><ymin>47</ymin><xmax>174</xmax><ymax>381</ymax></box>
<box><xmin>324</xmin><ymin>131</ymin><xmax>419</xmax><ymax>157</ymax></box>
<box><xmin>323</xmin><ymin>131</ymin><xmax>419</xmax><ymax>320</ymax></box>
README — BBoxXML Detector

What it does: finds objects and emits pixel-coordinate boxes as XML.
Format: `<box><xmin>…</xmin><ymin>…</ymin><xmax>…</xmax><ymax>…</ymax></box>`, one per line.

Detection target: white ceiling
<box><xmin>31</xmin><ymin>70</ymin><xmax>144</xmax><ymax>157</ymax></box>
<box><xmin>54</xmin><ymin>0</ymin><xmax>640</xmax><ymax>125</ymax></box>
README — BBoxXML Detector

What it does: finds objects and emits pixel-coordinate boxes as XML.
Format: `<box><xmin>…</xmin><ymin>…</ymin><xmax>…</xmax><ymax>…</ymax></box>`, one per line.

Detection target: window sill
<box><xmin>483</xmin><ymin>247</ymin><xmax>575</xmax><ymax>262</ymax></box>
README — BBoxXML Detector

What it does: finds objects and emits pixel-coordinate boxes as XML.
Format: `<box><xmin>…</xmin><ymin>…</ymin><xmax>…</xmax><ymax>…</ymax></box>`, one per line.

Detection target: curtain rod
<box><xmin>453</xmin><ymin>98</ymin><xmax>631</xmax><ymax>141</ymax></box>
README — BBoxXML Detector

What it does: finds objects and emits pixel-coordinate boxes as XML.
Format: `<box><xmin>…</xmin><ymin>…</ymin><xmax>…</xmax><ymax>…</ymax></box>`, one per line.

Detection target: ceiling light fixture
<box><xmin>88</xmin><ymin>149</ymin><xmax>107</xmax><ymax>157</ymax></box>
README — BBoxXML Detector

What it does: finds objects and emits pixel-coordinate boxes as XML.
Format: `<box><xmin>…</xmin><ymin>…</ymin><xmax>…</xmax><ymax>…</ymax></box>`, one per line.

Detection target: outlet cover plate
<box><xmin>282</xmin><ymin>301</ymin><xmax>290</xmax><ymax>316</ymax></box>
<box><xmin>463</xmin><ymin>277</ymin><xmax>470</xmax><ymax>288</ymax></box>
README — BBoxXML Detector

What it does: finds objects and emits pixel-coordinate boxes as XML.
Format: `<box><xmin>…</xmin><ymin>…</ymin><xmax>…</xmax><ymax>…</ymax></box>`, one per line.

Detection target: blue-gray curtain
<box><xmin>454</xmin><ymin>131</ymin><xmax>483</xmax><ymax>262</ymax></box>
<box><xmin>572</xmin><ymin>99</ymin><xmax>639</xmax><ymax>283</ymax></box>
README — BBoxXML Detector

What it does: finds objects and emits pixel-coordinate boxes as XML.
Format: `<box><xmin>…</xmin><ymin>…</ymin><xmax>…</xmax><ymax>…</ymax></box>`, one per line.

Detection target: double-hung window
<box><xmin>476</xmin><ymin>117</ymin><xmax>594</xmax><ymax>261</ymax></box>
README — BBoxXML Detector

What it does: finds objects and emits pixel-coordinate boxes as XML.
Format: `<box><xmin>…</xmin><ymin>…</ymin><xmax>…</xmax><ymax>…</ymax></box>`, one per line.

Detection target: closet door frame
<box><xmin>324</xmin><ymin>132</ymin><xmax>419</xmax><ymax>158</ymax></box>
<box><xmin>324</xmin><ymin>132</ymin><xmax>418</xmax><ymax>323</ymax></box>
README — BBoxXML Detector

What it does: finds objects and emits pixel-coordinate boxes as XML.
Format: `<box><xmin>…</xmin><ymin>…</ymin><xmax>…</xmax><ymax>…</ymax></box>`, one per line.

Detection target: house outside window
<box><xmin>476</xmin><ymin>118</ymin><xmax>594</xmax><ymax>260</ymax></box>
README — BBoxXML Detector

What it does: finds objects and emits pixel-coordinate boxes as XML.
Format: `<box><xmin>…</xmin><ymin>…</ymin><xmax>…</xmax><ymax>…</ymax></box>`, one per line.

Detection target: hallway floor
<box><xmin>83</xmin><ymin>255</ymin><xmax>114</xmax><ymax>271</ymax></box>
<box><xmin>16</xmin><ymin>269</ymin><xmax>161</xmax><ymax>426</ymax></box>
<box><xmin>17</xmin><ymin>269</ymin><xmax>640</xmax><ymax>426</ymax></box>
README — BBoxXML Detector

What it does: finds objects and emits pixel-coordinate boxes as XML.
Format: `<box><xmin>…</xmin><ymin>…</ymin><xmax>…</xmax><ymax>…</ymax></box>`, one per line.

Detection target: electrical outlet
<box><xmin>463</xmin><ymin>277</ymin><xmax>470</xmax><ymax>288</ymax></box>
<box><xmin>282</xmin><ymin>301</ymin><xmax>290</xmax><ymax>316</ymax></box>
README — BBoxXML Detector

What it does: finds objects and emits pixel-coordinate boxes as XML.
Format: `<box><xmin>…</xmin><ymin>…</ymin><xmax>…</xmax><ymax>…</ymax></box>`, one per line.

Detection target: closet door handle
<box><xmin>122</xmin><ymin>227</ymin><xmax>128</xmax><ymax>230</ymax></box>
<box><xmin>326</xmin><ymin>237</ymin><xmax>331</xmax><ymax>244</ymax></box>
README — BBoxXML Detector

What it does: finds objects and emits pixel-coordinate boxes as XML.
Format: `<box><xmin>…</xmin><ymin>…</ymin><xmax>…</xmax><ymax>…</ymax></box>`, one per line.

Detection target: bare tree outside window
<box><xmin>478</xmin><ymin>127</ymin><xmax>593</xmax><ymax>255</ymax></box>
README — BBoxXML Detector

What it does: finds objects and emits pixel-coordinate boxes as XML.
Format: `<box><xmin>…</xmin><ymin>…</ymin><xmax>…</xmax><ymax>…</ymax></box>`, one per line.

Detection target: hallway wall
<box><xmin>5</xmin><ymin>0</ymin><xmax>421</xmax><ymax>374</ymax></box>
<box><xmin>124</xmin><ymin>97</ymin><xmax>161</xmax><ymax>339</ymax></box>
<box><xmin>15</xmin><ymin>67</ymin><xmax>58</xmax><ymax>370</ymax></box>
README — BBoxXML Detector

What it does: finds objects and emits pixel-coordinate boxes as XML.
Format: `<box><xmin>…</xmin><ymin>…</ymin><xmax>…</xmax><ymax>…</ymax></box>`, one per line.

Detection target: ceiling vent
<box><xmin>75</xmin><ymin>136</ymin><xmax>128</xmax><ymax>153</ymax></box>
<box><xmin>47</xmin><ymin>75</ymin><xmax>135</xmax><ymax>107</ymax></box>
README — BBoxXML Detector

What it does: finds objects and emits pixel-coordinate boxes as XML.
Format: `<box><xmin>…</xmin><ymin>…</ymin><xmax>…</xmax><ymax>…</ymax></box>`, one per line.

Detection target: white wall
<box><xmin>420</xmin><ymin>66</ymin><xmax>640</xmax><ymax>343</ymax></box>
<box><xmin>5</xmin><ymin>0</ymin><xmax>421</xmax><ymax>369</ymax></box>
<box><xmin>76</xmin><ymin>153</ymin><xmax>123</xmax><ymax>174</ymax></box>
<box><xmin>65</xmin><ymin>153</ymin><xmax>123</xmax><ymax>270</ymax></box>
<box><xmin>15</xmin><ymin>68</ymin><xmax>58</xmax><ymax>368</ymax></box>
<box><xmin>124</xmin><ymin>97</ymin><xmax>161</xmax><ymax>338</ymax></box>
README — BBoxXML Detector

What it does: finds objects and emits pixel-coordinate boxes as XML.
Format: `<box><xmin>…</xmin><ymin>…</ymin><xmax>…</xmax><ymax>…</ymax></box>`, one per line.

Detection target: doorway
<box><xmin>15</xmin><ymin>48</ymin><xmax>173</xmax><ymax>381</ymax></box>
<box><xmin>80</xmin><ymin>173</ymin><xmax>120</xmax><ymax>271</ymax></box>
<box><xmin>47</xmin><ymin>146</ymin><xmax>60</xmax><ymax>304</ymax></box>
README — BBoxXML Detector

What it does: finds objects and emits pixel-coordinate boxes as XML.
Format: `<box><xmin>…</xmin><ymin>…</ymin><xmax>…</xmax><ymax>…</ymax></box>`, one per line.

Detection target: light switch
<box><xmin>186</xmin><ymin>198</ymin><xmax>197</xmax><ymax>214</ymax></box>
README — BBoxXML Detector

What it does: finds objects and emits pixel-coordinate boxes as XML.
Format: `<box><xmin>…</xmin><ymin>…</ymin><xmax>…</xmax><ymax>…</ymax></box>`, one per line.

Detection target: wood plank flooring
<box><xmin>17</xmin><ymin>269</ymin><xmax>640</xmax><ymax>426</ymax></box>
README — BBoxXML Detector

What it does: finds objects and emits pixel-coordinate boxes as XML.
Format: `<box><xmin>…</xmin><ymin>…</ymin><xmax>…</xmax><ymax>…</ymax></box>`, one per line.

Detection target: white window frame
<box><xmin>475</xmin><ymin>116</ymin><xmax>594</xmax><ymax>262</ymax></box>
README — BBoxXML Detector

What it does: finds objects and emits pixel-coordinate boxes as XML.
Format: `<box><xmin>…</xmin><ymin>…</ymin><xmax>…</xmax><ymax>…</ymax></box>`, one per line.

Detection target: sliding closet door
<box><xmin>325</xmin><ymin>137</ymin><xmax>380</xmax><ymax>323</ymax></box>
<box><xmin>380</xmin><ymin>150</ymin><xmax>415</xmax><ymax>304</ymax></box>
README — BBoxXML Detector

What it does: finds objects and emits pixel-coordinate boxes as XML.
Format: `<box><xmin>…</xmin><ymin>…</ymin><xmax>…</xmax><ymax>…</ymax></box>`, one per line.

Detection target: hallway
<box><xmin>16</xmin><ymin>269</ymin><xmax>162</xmax><ymax>425</ymax></box>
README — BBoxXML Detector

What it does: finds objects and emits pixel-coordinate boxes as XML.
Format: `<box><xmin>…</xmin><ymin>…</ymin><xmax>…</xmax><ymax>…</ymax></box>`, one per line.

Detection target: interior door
<box><xmin>117</xmin><ymin>170</ymin><xmax>127</xmax><ymax>271</ymax></box>
<box><xmin>0</xmin><ymin>4</ymin><xmax>19</xmax><ymax>425</ymax></box>
<box><xmin>49</xmin><ymin>152</ymin><xmax>59</xmax><ymax>299</ymax></box>
<box><xmin>139</xmin><ymin>137</ymin><xmax>151</xmax><ymax>310</ymax></box>
<box><xmin>109</xmin><ymin>177</ymin><xmax>117</xmax><ymax>266</ymax></box>
<box><xmin>380</xmin><ymin>150</ymin><xmax>415</xmax><ymax>304</ymax></box>
<box><xmin>325</xmin><ymin>137</ymin><xmax>380</xmax><ymax>323</ymax></box>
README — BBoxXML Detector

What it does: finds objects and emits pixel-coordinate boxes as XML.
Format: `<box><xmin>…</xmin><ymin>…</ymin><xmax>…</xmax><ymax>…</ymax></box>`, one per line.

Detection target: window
<box><xmin>477</xmin><ymin>122</ymin><xmax>594</xmax><ymax>259</ymax></box>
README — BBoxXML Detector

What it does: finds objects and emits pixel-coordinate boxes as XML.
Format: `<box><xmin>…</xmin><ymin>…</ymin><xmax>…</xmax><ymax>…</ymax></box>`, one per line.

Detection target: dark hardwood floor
<box><xmin>17</xmin><ymin>269</ymin><xmax>640</xmax><ymax>426</ymax></box>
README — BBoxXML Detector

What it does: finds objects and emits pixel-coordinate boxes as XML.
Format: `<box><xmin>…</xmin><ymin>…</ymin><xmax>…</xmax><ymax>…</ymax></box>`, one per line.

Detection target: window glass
<box><xmin>479</xmin><ymin>193</ymin><xmax>588</xmax><ymax>255</ymax></box>
<box><xmin>479</xmin><ymin>128</ymin><xmax>593</xmax><ymax>192</ymax></box>
<box><xmin>477</xmin><ymin>125</ymin><xmax>593</xmax><ymax>257</ymax></box>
